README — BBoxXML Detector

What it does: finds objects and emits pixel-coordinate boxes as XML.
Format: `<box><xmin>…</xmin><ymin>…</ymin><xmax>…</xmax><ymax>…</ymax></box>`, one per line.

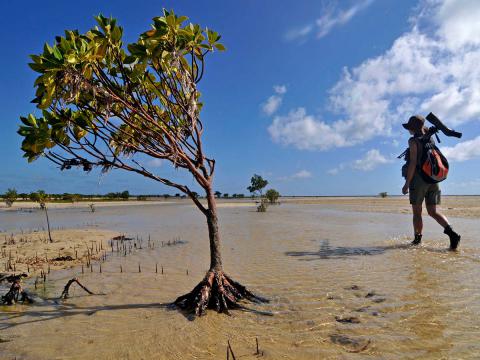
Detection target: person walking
<box><xmin>401</xmin><ymin>115</ymin><xmax>461</xmax><ymax>250</ymax></box>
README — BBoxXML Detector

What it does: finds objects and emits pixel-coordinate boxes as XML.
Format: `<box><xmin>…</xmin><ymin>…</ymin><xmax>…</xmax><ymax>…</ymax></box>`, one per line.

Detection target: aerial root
<box><xmin>60</xmin><ymin>277</ymin><xmax>95</xmax><ymax>299</ymax></box>
<box><xmin>1</xmin><ymin>273</ymin><xmax>32</xmax><ymax>305</ymax></box>
<box><xmin>174</xmin><ymin>270</ymin><xmax>268</xmax><ymax>317</ymax></box>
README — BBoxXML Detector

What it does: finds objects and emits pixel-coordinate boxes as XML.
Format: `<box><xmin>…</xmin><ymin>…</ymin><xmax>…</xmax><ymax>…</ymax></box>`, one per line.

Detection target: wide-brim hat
<box><xmin>402</xmin><ymin>115</ymin><xmax>425</xmax><ymax>131</ymax></box>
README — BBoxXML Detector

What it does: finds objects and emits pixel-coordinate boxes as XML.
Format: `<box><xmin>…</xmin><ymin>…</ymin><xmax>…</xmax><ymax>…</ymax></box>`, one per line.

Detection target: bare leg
<box><xmin>426</xmin><ymin>204</ymin><xmax>449</xmax><ymax>228</ymax></box>
<box><xmin>412</xmin><ymin>204</ymin><xmax>423</xmax><ymax>235</ymax></box>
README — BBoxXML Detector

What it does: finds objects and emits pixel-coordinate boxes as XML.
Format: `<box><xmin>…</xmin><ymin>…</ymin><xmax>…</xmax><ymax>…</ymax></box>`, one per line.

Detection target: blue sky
<box><xmin>1</xmin><ymin>0</ymin><xmax>479</xmax><ymax>196</ymax></box>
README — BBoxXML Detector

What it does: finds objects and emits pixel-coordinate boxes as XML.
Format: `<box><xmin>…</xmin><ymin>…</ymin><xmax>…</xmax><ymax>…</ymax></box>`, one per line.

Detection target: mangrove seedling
<box><xmin>265</xmin><ymin>189</ymin><xmax>280</xmax><ymax>204</ymax></box>
<box><xmin>247</xmin><ymin>174</ymin><xmax>269</xmax><ymax>212</ymax></box>
<box><xmin>30</xmin><ymin>190</ymin><xmax>53</xmax><ymax>243</ymax></box>
<box><xmin>4</xmin><ymin>188</ymin><xmax>18</xmax><ymax>207</ymax></box>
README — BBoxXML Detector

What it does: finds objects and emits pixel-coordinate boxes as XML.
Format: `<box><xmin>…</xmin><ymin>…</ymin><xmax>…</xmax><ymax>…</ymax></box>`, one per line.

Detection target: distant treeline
<box><xmin>1</xmin><ymin>189</ymin><xmax>248</xmax><ymax>203</ymax></box>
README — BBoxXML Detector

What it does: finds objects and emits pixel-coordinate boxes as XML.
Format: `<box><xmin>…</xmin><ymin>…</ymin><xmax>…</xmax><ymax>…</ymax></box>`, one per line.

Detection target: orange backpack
<box><xmin>399</xmin><ymin>137</ymin><xmax>449</xmax><ymax>184</ymax></box>
<box><xmin>417</xmin><ymin>138</ymin><xmax>449</xmax><ymax>183</ymax></box>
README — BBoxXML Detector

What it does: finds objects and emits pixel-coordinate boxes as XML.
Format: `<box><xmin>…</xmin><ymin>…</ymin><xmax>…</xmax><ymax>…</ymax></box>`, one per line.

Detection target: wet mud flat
<box><xmin>1</xmin><ymin>202</ymin><xmax>479</xmax><ymax>359</ymax></box>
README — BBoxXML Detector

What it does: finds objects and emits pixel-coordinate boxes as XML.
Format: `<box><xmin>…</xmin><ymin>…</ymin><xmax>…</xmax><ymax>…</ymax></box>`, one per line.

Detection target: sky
<box><xmin>1</xmin><ymin>0</ymin><xmax>479</xmax><ymax>196</ymax></box>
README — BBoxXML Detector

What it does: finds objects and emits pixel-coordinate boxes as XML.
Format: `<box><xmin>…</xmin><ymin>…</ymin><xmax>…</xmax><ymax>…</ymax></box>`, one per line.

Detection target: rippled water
<box><xmin>1</xmin><ymin>203</ymin><xmax>479</xmax><ymax>359</ymax></box>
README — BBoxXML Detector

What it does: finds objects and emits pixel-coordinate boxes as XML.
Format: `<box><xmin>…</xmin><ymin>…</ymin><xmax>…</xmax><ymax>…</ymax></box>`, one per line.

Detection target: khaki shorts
<box><xmin>409</xmin><ymin>173</ymin><xmax>441</xmax><ymax>205</ymax></box>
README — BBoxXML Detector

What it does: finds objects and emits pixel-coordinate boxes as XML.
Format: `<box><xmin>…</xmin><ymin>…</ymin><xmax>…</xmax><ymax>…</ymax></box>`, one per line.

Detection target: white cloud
<box><xmin>327</xmin><ymin>149</ymin><xmax>392</xmax><ymax>174</ymax></box>
<box><xmin>316</xmin><ymin>0</ymin><xmax>374</xmax><ymax>39</ymax></box>
<box><xmin>383</xmin><ymin>139</ymin><xmax>400</xmax><ymax>147</ymax></box>
<box><xmin>278</xmin><ymin>169</ymin><xmax>313</xmax><ymax>181</ymax></box>
<box><xmin>268</xmin><ymin>108</ymin><xmax>350</xmax><ymax>150</ymax></box>
<box><xmin>272</xmin><ymin>0</ymin><xmax>480</xmax><ymax>151</ymax></box>
<box><xmin>262</xmin><ymin>85</ymin><xmax>287</xmax><ymax>116</ymax></box>
<box><xmin>285</xmin><ymin>25</ymin><xmax>313</xmax><ymax>41</ymax></box>
<box><xmin>434</xmin><ymin>0</ymin><xmax>480</xmax><ymax>50</ymax></box>
<box><xmin>327</xmin><ymin>163</ymin><xmax>346</xmax><ymax>175</ymax></box>
<box><xmin>147</xmin><ymin>158</ymin><xmax>164</xmax><ymax>167</ymax></box>
<box><xmin>449</xmin><ymin>177</ymin><xmax>480</xmax><ymax>189</ymax></box>
<box><xmin>286</xmin><ymin>0</ymin><xmax>374</xmax><ymax>41</ymax></box>
<box><xmin>292</xmin><ymin>170</ymin><xmax>312</xmax><ymax>179</ymax></box>
<box><xmin>441</xmin><ymin>136</ymin><xmax>480</xmax><ymax>162</ymax></box>
<box><xmin>352</xmin><ymin>149</ymin><xmax>393</xmax><ymax>171</ymax></box>
<box><xmin>273</xmin><ymin>85</ymin><xmax>287</xmax><ymax>94</ymax></box>
<box><xmin>262</xmin><ymin>96</ymin><xmax>282</xmax><ymax>116</ymax></box>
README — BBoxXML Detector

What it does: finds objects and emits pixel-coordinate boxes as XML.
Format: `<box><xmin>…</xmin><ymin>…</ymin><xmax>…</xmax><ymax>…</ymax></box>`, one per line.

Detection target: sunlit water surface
<box><xmin>1</xmin><ymin>203</ymin><xmax>479</xmax><ymax>359</ymax></box>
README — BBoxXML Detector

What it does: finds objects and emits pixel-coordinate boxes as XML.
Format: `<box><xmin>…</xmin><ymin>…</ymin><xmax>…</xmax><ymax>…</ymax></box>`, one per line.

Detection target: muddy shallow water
<box><xmin>1</xmin><ymin>203</ymin><xmax>479</xmax><ymax>359</ymax></box>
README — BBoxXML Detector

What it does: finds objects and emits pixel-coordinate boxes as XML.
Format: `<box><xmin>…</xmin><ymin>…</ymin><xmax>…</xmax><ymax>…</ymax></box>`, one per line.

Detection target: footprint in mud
<box><xmin>346</xmin><ymin>284</ymin><xmax>361</xmax><ymax>291</ymax></box>
<box><xmin>354</xmin><ymin>306</ymin><xmax>371</xmax><ymax>313</ymax></box>
<box><xmin>330</xmin><ymin>285</ymin><xmax>387</xmax><ymax>321</ymax></box>
<box><xmin>326</xmin><ymin>293</ymin><xmax>342</xmax><ymax>300</ymax></box>
<box><xmin>335</xmin><ymin>315</ymin><xmax>361</xmax><ymax>324</ymax></box>
<box><xmin>329</xmin><ymin>334</ymin><xmax>371</xmax><ymax>353</ymax></box>
<box><xmin>364</xmin><ymin>290</ymin><xmax>387</xmax><ymax>304</ymax></box>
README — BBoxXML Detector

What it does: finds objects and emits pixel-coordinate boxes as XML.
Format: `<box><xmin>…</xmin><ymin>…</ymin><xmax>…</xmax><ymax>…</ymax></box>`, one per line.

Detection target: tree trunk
<box><xmin>44</xmin><ymin>206</ymin><xmax>53</xmax><ymax>243</ymax></box>
<box><xmin>206</xmin><ymin>186</ymin><xmax>222</xmax><ymax>271</ymax></box>
<box><xmin>174</xmin><ymin>183</ymin><xmax>268</xmax><ymax>316</ymax></box>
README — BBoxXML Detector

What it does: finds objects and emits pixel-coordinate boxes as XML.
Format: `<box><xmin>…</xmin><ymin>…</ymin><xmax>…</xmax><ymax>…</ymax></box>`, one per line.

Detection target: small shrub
<box><xmin>4</xmin><ymin>188</ymin><xmax>18</xmax><ymax>207</ymax></box>
<box><xmin>257</xmin><ymin>203</ymin><xmax>267</xmax><ymax>212</ymax></box>
<box><xmin>265</xmin><ymin>189</ymin><xmax>280</xmax><ymax>204</ymax></box>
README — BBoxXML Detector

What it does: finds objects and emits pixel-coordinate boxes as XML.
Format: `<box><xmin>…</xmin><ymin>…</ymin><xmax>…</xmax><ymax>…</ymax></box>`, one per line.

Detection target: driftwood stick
<box><xmin>227</xmin><ymin>340</ymin><xmax>236</xmax><ymax>360</ymax></box>
<box><xmin>60</xmin><ymin>277</ymin><xmax>95</xmax><ymax>299</ymax></box>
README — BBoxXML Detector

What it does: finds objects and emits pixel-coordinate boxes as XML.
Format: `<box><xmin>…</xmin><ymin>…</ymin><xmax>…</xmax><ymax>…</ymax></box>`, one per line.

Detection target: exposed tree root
<box><xmin>60</xmin><ymin>277</ymin><xmax>95</xmax><ymax>299</ymax></box>
<box><xmin>1</xmin><ymin>273</ymin><xmax>32</xmax><ymax>305</ymax></box>
<box><xmin>174</xmin><ymin>270</ymin><xmax>268</xmax><ymax>316</ymax></box>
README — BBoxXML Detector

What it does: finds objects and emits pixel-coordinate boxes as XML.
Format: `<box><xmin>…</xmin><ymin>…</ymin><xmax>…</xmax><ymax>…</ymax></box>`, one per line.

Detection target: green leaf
<box><xmin>112</xmin><ymin>26</ymin><xmax>122</xmax><ymax>42</ymax></box>
<box><xmin>73</xmin><ymin>126</ymin><xmax>87</xmax><ymax>140</ymax></box>
<box><xmin>28</xmin><ymin>62</ymin><xmax>46</xmax><ymax>72</ymax></box>
<box><xmin>43</xmin><ymin>42</ymin><xmax>53</xmax><ymax>54</ymax></box>
<box><xmin>177</xmin><ymin>16</ymin><xmax>188</xmax><ymax>24</ymax></box>
<box><xmin>17</xmin><ymin>125</ymin><xmax>31</xmax><ymax>136</ymax></box>
<box><xmin>28</xmin><ymin>114</ymin><xmax>37</xmax><ymax>126</ymax></box>
<box><xmin>166</xmin><ymin>15</ymin><xmax>176</xmax><ymax>28</ymax></box>
<box><xmin>30</xmin><ymin>54</ymin><xmax>42</xmax><ymax>63</ymax></box>
<box><xmin>52</xmin><ymin>46</ymin><xmax>63</xmax><ymax>61</ymax></box>
<box><xmin>128</xmin><ymin>43</ymin><xmax>147</xmax><ymax>57</ymax></box>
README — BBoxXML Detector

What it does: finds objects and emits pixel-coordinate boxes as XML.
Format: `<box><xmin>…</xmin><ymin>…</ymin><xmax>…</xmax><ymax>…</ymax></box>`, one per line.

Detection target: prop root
<box><xmin>60</xmin><ymin>277</ymin><xmax>95</xmax><ymax>299</ymax></box>
<box><xmin>1</xmin><ymin>273</ymin><xmax>32</xmax><ymax>305</ymax></box>
<box><xmin>174</xmin><ymin>270</ymin><xmax>268</xmax><ymax>316</ymax></box>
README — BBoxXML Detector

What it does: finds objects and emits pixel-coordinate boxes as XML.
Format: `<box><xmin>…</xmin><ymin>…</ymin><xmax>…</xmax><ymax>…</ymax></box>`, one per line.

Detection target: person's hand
<box><xmin>402</xmin><ymin>183</ymin><xmax>409</xmax><ymax>195</ymax></box>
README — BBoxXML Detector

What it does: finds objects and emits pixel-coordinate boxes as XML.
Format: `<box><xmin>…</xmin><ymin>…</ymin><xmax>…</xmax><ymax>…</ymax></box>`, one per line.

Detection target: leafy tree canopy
<box><xmin>4</xmin><ymin>188</ymin><xmax>18</xmax><ymax>207</ymax></box>
<box><xmin>247</xmin><ymin>174</ymin><xmax>268</xmax><ymax>196</ymax></box>
<box><xmin>18</xmin><ymin>9</ymin><xmax>225</xmax><ymax>211</ymax></box>
<box><xmin>30</xmin><ymin>190</ymin><xmax>49</xmax><ymax>208</ymax></box>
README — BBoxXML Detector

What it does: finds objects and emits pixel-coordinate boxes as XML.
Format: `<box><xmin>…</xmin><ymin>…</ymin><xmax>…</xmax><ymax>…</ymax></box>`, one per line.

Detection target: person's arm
<box><xmin>402</xmin><ymin>139</ymin><xmax>417</xmax><ymax>194</ymax></box>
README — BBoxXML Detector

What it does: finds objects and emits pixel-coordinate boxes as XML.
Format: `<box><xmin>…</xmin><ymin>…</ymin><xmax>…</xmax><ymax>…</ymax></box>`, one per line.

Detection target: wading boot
<box><xmin>444</xmin><ymin>225</ymin><xmax>461</xmax><ymax>250</ymax></box>
<box><xmin>411</xmin><ymin>234</ymin><xmax>422</xmax><ymax>246</ymax></box>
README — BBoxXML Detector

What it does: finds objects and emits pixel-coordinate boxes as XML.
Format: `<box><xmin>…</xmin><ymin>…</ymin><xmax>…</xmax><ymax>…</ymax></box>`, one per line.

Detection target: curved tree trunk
<box><xmin>174</xmin><ymin>184</ymin><xmax>268</xmax><ymax>316</ymax></box>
